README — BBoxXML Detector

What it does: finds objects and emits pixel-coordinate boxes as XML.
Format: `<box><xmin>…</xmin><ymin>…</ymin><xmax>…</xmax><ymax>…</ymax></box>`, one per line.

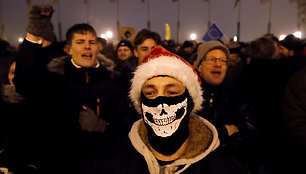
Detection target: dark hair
<box><xmin>0</xmin><ymin>40</ymin><xmax>11</xmax><ymax>56</ymax></box>
<box><xmin>248</xmin><ymin>37</ymin><xmax>277</xmax><ymax>59</ymax></box>
<box><xmin>65</xmin><ymin>23</ymin><xmax>97</xmax><ymax>45</ymax></box>
<box><xmin>263</xmin><ymin>33</ymin><xmax>280</xmax><ymax>45</ymax></box>
<box><xmin>134</xmin><ymin>29</ymin><xmax>161</xmax><ymax>48</ymax></box>
<box><xmin>97</xmin><ymin>37</ymin><xmax>107</xmax><ymax>48</ymax></box>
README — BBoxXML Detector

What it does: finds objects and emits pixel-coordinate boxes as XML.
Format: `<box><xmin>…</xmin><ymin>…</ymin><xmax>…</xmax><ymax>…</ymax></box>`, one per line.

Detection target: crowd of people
<box><xmin>0</xmin><ymin>2</ymin><xmax>306</xmax><ymax>174</ymax></box>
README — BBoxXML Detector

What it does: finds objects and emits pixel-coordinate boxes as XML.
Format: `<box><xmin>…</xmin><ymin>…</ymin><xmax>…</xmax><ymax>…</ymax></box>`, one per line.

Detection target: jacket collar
<box><xmin>70</xmin><ymin>58</ymin><xmax>100</xmax><ymax>69</ymax></box>
<box><xmin>47</xmin><ymin>55</ymin><xmax>108</xmax><ymax>75</ymax></box>
<box><xmin>128</xmin><ymin>115</ymin><xmax>220</xmax><ymax>174</ymax></box>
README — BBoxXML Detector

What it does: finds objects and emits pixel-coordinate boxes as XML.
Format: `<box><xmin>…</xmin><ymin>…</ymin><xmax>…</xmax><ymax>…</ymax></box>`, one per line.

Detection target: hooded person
<box><xmin>85</xmin><ymin>46</ymin><xmax>248</xmax><ymax>174</ymax></box>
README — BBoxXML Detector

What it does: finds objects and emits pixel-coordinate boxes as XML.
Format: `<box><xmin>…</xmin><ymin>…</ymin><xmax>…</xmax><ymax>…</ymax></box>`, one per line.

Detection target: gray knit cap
<box><xmin>193</xmin><ymin>40</ymin><xmax>230</xmax><ymax>68</ymax></box>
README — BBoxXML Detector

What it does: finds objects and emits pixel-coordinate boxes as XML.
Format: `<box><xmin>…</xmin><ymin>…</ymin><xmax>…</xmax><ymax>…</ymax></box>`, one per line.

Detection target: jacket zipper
<box><xmin>85</xmin><ymin>71</ymin><xmax>89</xmax><ymax>83</ymax></box>
<box><xmin>96</xmin><ymin>98</ymin><xmax>100</xmax><ymax>117</ymax></box>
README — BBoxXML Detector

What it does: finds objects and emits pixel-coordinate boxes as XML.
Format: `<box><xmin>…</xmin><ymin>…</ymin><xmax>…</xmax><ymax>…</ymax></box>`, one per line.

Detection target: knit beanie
<box><xmin>280</xmin><ymin>34</ymin><xmax>303</xmax><ymax>52</ymax></box>
<box><xmin>117</xmin><ymin>39</ymin><xmax>134</xmax><ymax>52</ymax></box>
<box><xmin>193</xmin><ymin>40</ymin><xmax>230</xmax><ymax>68</ymax></box>
<box><xmin>182</xmin><ymin>40</ymin><xmax>193</xmax><ymax>49</ymax></box>
<box><xmin>129</xmin><ymin>46</ymin><xmax>203</xmax><ymax>115</ymax></box>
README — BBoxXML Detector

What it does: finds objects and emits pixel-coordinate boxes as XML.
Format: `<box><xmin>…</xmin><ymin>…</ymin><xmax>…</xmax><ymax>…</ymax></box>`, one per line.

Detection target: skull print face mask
<box><xmin>142</xmin><ymin>95</ymin><xmax>187</xmax><ymax>137</ymax></box>
<box><xmin>140</xmin><ymin>90</ymin><xmax>194</xmax><ymax>155</ymax></box>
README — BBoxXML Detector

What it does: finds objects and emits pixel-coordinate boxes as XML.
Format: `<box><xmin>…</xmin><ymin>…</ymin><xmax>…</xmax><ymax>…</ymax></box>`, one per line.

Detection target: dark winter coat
<box><xmin>281</xmin><ymin>67</ymin><xmax>306</xmax><ymax>174</ymax></box>
<box><xmin>283</xmin><ymin>67</ymin><xmax>306</xmax><ymax>149</ymax></box>
<box><xmin>114</xmin><ymin>56</ymin><xmax>140</xmax><ymax>120</ymax></box>
<box><xmin>197</xmin><ymin>80</ymin><xmax>258</xmax><ymax>166</ymax></box>
<box><xmin>114</xmin><ymin>55</ymin><xmax>138</xmax><ymax>93</ymax></box>
<box><xmin>0</xmin><ymin>55</ymin><xmax>30</xmax><ymax>173</ymax></box>
<box><xmin>13</xmin><ymin>40</ymin><xmax>67</xmax><ymax>98</ymax></box>
<box><xmin>86</xmin><ymin>116</ymin><xmax>248</xmax><ymax>174</ymax></box>
<box><xmin>0</xmin><ymin>84</ymin><xmax>30</xmax><ymax>173</ymax></box>
<box><xmin>241</xmin><ymin>58</ymin><xmax>293</xmax><ymax>173</ymax></box>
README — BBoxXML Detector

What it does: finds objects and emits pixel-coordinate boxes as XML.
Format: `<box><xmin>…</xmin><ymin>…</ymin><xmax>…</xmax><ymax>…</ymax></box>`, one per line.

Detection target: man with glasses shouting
<box><xmin>193</xmin><ymin>40</ymin><xmax>258</xmax><ymax>173</ymax></box>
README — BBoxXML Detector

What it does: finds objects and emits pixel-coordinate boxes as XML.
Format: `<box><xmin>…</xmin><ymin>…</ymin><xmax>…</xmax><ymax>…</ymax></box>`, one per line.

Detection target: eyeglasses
<box><xmin>204</xmin><ymin>57</ymin><xmax>228</xmax><ymax>65</ymax></box>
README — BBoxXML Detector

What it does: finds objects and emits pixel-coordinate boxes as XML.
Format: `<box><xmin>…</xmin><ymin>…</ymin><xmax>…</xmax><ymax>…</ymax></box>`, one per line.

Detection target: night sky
<box><xmin>0</xmin><ymin>0</ymin><xmax>299</xmax><ymax>47</ymax></box>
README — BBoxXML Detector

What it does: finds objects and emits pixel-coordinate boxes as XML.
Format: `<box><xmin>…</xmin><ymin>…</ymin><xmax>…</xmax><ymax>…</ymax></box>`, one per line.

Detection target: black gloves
<box><xmin>26</xmin><ymin>3</ymin><xmax>56</xmax><ymax>42</ymax></box>
<box><xmin>79</xmin><ymin>107</ymin><xmax>109</xmax><ymax>133</ymax></box>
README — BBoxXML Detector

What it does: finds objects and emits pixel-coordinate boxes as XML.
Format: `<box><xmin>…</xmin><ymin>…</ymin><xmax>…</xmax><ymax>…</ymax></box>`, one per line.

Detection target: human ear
<box><xmin>64</xmin><ymin>44</ymin><xmax>72</xmax><ymax>55</ymax></box>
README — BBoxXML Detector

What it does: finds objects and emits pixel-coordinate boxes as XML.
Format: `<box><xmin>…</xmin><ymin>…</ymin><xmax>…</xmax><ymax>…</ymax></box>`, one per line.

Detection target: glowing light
<box><xmin>106</xmin><ymin>31</ymin><xmax>113</xmax><ymax>39</ymax></box>
<box><xmin>233</xmin><ymin>36</ymin><xmax>238</xmax><ymax>42</ymax></box>
<box><xmin>100</xmin><ymin>34</ymin><xmax>106</xmax><ymax>39</ymax></box>
<box><xmin>294</xmin><ymin>31</ymin><xmax>302</xmax><ymax>39</ymax></box>
<box><xmin>190</xmin><ymin>33</ymin><xmax>197</xmax><ymax>40</ymax></box>
<box><xmin>18</xmin><ymin>37</ymin><xmax>24</xmax><ymax>43</ymax></box>
<box><xmin>279</xmin><ymin>34</ymin><xmax>286</xmax><ymax>41</ymax></box>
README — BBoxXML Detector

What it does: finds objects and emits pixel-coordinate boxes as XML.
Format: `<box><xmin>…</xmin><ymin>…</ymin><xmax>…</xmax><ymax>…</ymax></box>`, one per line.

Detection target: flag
<box><xmin>260</xmin><ymin>0</ymin><xmax>270</xmax><ymax>4</ymax></box>
<box><xmin>83</xmin><ymin>0</ymin><xmax>88</xmax><ymax>4</ymax></box>
<box><xmin>234</xmin><ymin>0</ymin><xmax>240</xmax><ymax>8</ymax></box>
<box><xmin>26</xmin><ymin>0</ymin><xmax>31</xmax><ymax>7</ymax></box>
<box><xmin>165</xmin><ymin>24</ymin><xmax>171</xmax><ymax>41</ymax></box>
<box><xmin>202</xmin><ymin>23</ymin><xmax>225</xmax><ymax>42</ymax></box>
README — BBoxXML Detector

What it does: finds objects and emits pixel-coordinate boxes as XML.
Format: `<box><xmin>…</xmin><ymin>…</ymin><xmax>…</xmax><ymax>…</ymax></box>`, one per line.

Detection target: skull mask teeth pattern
<box><xmin>142</xmin><ymin>98</ymin><xmax>188</xmax><ymax>137</ymax></box>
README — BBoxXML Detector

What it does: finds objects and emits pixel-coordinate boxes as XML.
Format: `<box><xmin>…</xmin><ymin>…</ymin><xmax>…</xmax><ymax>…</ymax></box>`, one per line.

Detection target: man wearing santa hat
<box><xmin>86</xmin><ymin>46</ymin><xmax>248</xmax><ymax>174</ymax></box>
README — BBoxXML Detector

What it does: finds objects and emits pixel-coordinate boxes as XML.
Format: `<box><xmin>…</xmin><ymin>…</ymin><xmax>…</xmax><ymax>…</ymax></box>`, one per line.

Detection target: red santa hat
<box><xmin>130</xmin><ymin>46</ymin><xmax>203</xmax><ymax>115</ymax></box>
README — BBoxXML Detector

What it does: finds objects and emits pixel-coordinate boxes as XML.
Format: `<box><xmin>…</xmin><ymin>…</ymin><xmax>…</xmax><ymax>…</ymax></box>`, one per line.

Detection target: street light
<box><xmin>294</xmin><ymin>31</ymin><xmax>302</xmax><ymax>39</ymax></box>
<box><xmin>106</xmin><ymin>31</ymin><xmax>113</xmax><ymax>39</ymax></box>
<box><xmin>190</xmin><ymin>33</ymin><xmax>197</xmax><ymax>40</ymax></box>
<box><xmin>233</xmin><ymin>36</ymin><xmax>238</xmax><ymax>42</ymax></box>
<box><xmin>279</xmin><ymin>34</ymin><xmax>286</xmax><ymax>41</ymax></box>
<box><xmin>100</xmin><ymin>34</ymin><xmax>106</xmax><ymax>39</ymax></box>
<box><xmin>18</xmin><ymin>37</ymin><xmax>24</xmax><ymax>43</ymax></box>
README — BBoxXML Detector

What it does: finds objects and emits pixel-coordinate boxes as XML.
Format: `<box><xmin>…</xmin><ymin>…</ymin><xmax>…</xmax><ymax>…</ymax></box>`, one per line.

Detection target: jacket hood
<box><xmin>128</xmin><ymin>115</ymin><xmax>220</xmax><ymax>174</ymax></box>
<box><xmin>47</xmin><ymin>54</ymin><xmax>118</xmax><ymax>76</ymax></box>
<box><xmin>1</xmin><ymin>84</ymin><xmax>25</xmax><ymax>104</ymax></box>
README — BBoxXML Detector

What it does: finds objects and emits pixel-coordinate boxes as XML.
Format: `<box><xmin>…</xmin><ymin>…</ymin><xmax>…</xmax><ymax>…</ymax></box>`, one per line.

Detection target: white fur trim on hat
<box><xmin>130</xmin><ymin>54</ymin><xmax>203</xmax><ymax>115</ymax></box>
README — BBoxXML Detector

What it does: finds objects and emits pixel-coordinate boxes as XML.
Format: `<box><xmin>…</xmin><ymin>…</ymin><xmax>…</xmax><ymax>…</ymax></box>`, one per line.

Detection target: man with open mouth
<box><xmin>193</xmin><ymin>40</ymin><xmax>258</xmax><ymax>173</ymax></box>
<box><xmin>13</xmin><ymin>18</ymin><xmax>133</xmax><ymax>173</ymax></box>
